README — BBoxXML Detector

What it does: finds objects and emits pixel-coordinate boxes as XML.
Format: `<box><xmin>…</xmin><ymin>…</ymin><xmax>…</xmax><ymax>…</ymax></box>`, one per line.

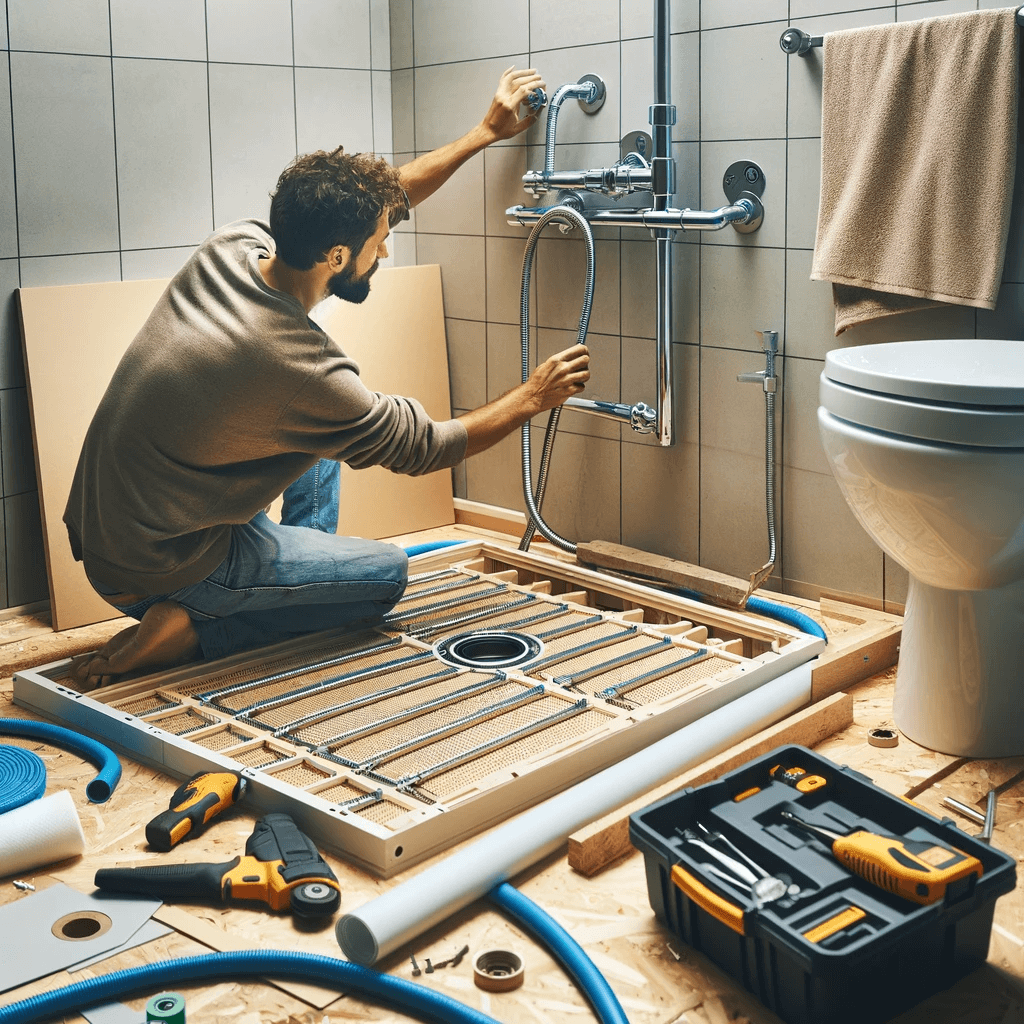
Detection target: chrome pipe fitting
<box><xmin>542</xmin><ymin>75</ymin><xmax>607</xmax><ymax>177</ymax></box>
<box><xmin>561</xmin><ymin>397</ymin><xmax>657</xmax><ymax>434</ymax></box>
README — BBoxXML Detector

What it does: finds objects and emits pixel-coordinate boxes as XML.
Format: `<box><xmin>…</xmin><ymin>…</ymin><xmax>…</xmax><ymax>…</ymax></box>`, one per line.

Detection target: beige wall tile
<box><xmin>446</xmin><ymin>318</ymin><xmax>486</xmax><ymax>411</ymax></box>
<box><xmin>415</xmin><ymin>233</ymin><xmax>486</xmax><ymax>321</ymax></box>
<box><xmin>884</xmin><ymin>554</ymin><xmax>909</xmax><ymax>613</ymax></box>
<box><xmin>782</xmin><ymin>355</ymin><xmax>828</xmax><ymax>475</ymax></box>
<box><xmin>621</xmin><ymin>338</ymin><xmax>699</xmax><ymax>447</ymax></box>
<box><xmin>539</xmin><ymin>327</ymin><xmax>620</xmax><ymax>441</ymax></box>
<box><xmin>700</xmin><ymin>346</ymin><xmax>784</xmax><ymax>457</ymax></box>
<box><xmin>700</xmin><ymin>244</ymin><xmax>785</xmax><ymax>352</ymax></box>
<box><xmin>621</xmin><ymin>440</ymin><xmax>699</xmax><ymax>563</ymax></box>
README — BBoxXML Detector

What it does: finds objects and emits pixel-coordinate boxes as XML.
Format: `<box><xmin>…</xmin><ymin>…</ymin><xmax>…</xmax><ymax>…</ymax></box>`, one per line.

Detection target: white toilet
<box><xmin>818</xmin><ymin>338</ymin><xmax>1024</xmax><ymax>757</ymax></box>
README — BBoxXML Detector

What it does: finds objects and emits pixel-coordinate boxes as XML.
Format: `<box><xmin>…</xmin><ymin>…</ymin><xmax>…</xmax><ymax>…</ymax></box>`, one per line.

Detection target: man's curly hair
<box><xmin>269</xmin><ymin>148</ymin><xmax>405</xmax><ymax>270</ymax></box>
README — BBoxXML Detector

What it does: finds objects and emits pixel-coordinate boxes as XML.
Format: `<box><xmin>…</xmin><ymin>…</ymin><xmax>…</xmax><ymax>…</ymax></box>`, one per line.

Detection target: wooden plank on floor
<box><xmin>567</xmin><ymin>691</ymin><xmax>855</xmax><ymax>877</ymax></box>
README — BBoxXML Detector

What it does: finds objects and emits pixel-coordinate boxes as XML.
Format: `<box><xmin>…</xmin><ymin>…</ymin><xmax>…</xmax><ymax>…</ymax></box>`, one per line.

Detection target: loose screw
<box><xmin>410</xmin><ymin>955</ymin><xmax>422</xmax><ymax>977</ymax></box>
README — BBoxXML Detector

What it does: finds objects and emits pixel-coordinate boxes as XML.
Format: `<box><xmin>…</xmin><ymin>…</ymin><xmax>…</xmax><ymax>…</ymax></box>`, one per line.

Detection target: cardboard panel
<box><xmin>18</xmin><ymin>265</ymin><xmax>454</xmax><ymax>632</ymax></box>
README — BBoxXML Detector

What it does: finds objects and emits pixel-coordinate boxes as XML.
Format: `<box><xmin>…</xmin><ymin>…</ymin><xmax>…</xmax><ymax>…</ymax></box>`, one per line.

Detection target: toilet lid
<box><xmin>824</xmin><ymin>339</ymin><xmax>1024</xmax><ymax>405</ymax></box>
<box><xmin>820</xmin><ymin>340</ymin><xmax>1024</xmax><ymax>447</ymax></box>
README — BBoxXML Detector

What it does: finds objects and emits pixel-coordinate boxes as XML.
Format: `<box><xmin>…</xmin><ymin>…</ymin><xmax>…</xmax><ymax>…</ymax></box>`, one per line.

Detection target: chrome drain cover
<box><xmin>433</xmin><ymin>630</ymin><xmax>543</xmax><ymax>670</ymax></box>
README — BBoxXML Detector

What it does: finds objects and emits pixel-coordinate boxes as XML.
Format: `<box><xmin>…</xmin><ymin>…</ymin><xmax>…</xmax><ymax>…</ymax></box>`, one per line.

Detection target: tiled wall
<box><xmin>0</xmin><ymin>0</ymin><xmax>393</xmax><ymax>610</ymax></box>
<box><xmin>393</xmin><ymin>0</ymin><xmax>1024</xmax><ymax>613</ymax></box>
<box><xmin>0</xmin><ymin>0</ymin><xmax>1020</xmax><ymax>617</ymax></box>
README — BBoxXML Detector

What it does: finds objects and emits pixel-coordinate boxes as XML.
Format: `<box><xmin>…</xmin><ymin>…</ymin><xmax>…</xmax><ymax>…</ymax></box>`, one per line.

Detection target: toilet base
<box><xmin>893</xmin><ymin>574</ymin><xmax>1024</xmax><ymax>757</ymax></box>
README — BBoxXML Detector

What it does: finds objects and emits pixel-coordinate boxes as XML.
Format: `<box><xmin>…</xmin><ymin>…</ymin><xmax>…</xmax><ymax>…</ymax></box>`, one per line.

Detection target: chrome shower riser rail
<box><xmin>506</xmin><ymin>198</ymin><xmax>761</xmax><ymax>232</ymax></box>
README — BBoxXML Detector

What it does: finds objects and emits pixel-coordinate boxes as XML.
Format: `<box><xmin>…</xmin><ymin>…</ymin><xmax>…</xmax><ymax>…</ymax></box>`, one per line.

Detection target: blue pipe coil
<box><xmin>490</xmin><ymin>882</ymin><xmax>630</xmax><ymax>1024</ymax></box>
<box><xmin>0</xmin><ymin>718</ymin><xmax>121</xmax><ymax>803</ymax></box>
<box><xmin>0</xmin><ymin>951</ymin><xmax>504</xmax><ymax>1024</ymax></box>
<box><xmin>0</xmin><ymin>744</ymin><xmax>46</xmax><ymax>814</ymax></box>
<box><xmin>403</xmin><ymin>539</ymin><xmax>470</xmax><ymax>558</ymax></box>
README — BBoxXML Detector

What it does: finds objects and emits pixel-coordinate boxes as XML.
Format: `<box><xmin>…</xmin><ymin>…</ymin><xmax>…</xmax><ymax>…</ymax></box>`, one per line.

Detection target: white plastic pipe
<box><xmin>337</xmin><ymin>661</ymin><xmax>814</xmax><ymax>964</ymax></box>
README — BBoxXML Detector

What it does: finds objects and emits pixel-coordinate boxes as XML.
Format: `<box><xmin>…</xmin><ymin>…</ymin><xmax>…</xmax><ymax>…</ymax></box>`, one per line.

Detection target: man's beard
<box><xmin>327</xmin><ymin>259</ymin><xmax>379</xmax><ymax>304</ymax></box>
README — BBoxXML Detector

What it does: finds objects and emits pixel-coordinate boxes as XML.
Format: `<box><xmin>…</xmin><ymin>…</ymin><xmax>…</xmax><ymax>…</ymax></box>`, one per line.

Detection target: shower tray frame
<box><xmin>12</xmin><ymin>539</ymin><xmax>825</xmax><ymax>878</ymax></box>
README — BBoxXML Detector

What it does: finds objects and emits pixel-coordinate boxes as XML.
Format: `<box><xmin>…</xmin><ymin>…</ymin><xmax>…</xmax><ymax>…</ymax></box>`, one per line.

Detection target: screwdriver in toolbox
<box><xmin>780</xmin><ymin>810</ymin><xmax>983</xmax><ymax>905</ymax></box>
<box><xmin>146</xmin><ymin>770</ymin><xmax>247</xmax><ymax>852</ymax></box>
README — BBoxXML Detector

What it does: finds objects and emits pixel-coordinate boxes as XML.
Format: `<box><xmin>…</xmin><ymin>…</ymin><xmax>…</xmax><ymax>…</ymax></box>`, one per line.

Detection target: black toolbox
<box><xmin>629</xmin><ymin>744</ymin><xmax>1016</xmax><ymax>1024</ymax></box>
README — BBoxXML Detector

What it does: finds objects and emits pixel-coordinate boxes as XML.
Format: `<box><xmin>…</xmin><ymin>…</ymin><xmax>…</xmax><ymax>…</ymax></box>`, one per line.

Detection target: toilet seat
<box><xmin>820</xmin><ymin>339</ymin><xmax>1024</xmax><ymax>448</ymax></box>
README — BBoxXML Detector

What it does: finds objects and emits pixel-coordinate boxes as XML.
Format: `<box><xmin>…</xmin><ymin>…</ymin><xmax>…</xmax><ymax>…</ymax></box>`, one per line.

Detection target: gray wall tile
<box><xmin>485</xmin><ymin>235</ymin><xmax>530</xmax><ymax>326</ymax></box>
<box><xmin>787</xmin><ymin>137</ymin><xmax>821</xmax><ymax>250</ymax></box>
<box><xmin>790</xmin><ymin>1</ymin><xmax>891</xmax><ymax>16</ymax></box>
<box><xmin>413</xmin><ymin>150</ymin><xmax>484</xmax><ymax>236</ymax></box>
<box><xmin>413</xmin><ymin>0</ymin><xmax>529</xmax><ymax>66</ymax></box>
<box><xmin>296</xmin><ymin>68</ymin><xmax>374</xmax><ymax>154</ymax></box>
<box><xmin>621</xmin><ymin>0</ymin><xmax>699</xmax><ymax>38</ymax></box>
<box><xmin>486</xmin><ymin>321</ymin><xmax>526</xmax><ymax>404</ymax></box>
<box><xmin>620</xmin><ymin>237</ymin><xmax>700</xmax><ymax>344</ymax></box>
<box><xmin>12</xmin><ymin>52</ymin><xmax>119</xmax><ymax>257</ymax></box>
<box><xmin>294</xmin><ymin>0</ymin><xmax>371</xmax><ymax>69</ymax></box>
<box><xmin>700</xmin><ymin>244</ymin><xmax>785</xmax><ymax>352</ymax></box>
<box><xmin>884</xmin><ymin>555</ymin><xmax>909</xmax><ymax>613</ymax></box>
<box><xmin>785</xmin><ymin>248</ymin><xmax>839</xmax><ymax>359</ymax></box>
<box><xmin>465</xmin><ymin>426</ymin><xmax>522</xmax><ymax>510</ymax></box>
<box><xmin>620</xmin><ymin>337</ymin><xmax>699</xmax><ymax>447</ymax></box>
<box><xmin>0</xmin><ymin>55</ymin><xmax>17</xmax><ymax>261</ymax></box>
<box><xmin>701</xmin><ymin>140</ymin><xmax>787</xmax><ymax>249</ymax></box>
<box><xmin>0</xmin><ymin>261</ymin><xmax>24</xmax><ymax>390</ymax></box>
<box><xmin>121</xmin><ymin>248</ymin><xmax>194</xmax><ymax>281</ymax></box>
<box><xmin>5</xmin><ymin>489</ymin><xmax>46</xmax><ymax>606</ymax></box>
<box><xmin>415</xmin><ymin>56</ymin><xmax>528</xmax><ymax>153</ymax></box>
<box><xmin>484</xmin><ymin>144</ymin><xmax>530</xmax><ymax>237</ymax></box>
<box><xmin>621</xmin><ymin>32</ymin><xmax>699</xmax><ymax>142</ymax></box>
<box><xmin>700</xmin><ymin>345</ymin><xmax>783</xmax><ymax>457</ymax></box>
<box><xmin>0</xmin><ymin>499</ymin><xmax>8</xmax><ymax>607</ymax></box>
<box><xmin>417</xmin><ymin>233</ymin><xmax>486</xmax><ymax>320</ymax></box>
<box><xmin>702</xmin><ymin>0</ymin><xmax>788</xmax><ymax>31</ymax></box>
<box><xmin>701</xmin><ymin>21</ymin><xmax>787</xmax><ymax>142</ymax></box>
<box><xmin>622</xmin><ymin>439</ymin><xmax>699</xmax><ymax>562</ymax></box>
<box><xmin>207</xmin><ymin>0</ymin><xmax>293</xmax><ymax>65</ymax></box>
<box><xmin>0</xmin><ymin>2</ymin><xmax>6</xmax><ymax>50</ymax></box>
<box><xmin>782</xmin><ymin>466</ymin><xmax>883</xmax><ymax>600</ymax></box>
<box><xmin>370</xmin><ymin>0</ymin><xmax>391</xmax><ymax>70</ymax></box>
<box><xmin>9</xmin><ymin>0</ymin><xmax>110</xmax><ymax>55</ymax></box>
<box><xmin>372</xmin><ymin>71</ymin><xmax>394</xmax><ymax>157</ymax></box>
<box><xmin>392</xmin><ymin>70</ymin><xmax>416</xmax><ymax>153</ymax></box>
<box><xmin>391</xmin><ymin>0</ymin><xmax>413</xmax><ymax>69</ymax></box>
<box><xmin>110</xmin><ymin>0</ymin><xmax>206</xmax><ymax>60</ymax></box>
<box><xmin>20</xmin><ymin>252</ymin><xmax>122</xmax><ymax>285</ymax></box>
<box><xmin>782</xmin><ymin>356</ymin><xmax>829</xmax><ymax>476</ymax></box>
<box><xmin>897</xmin><ymin>1</ymin><xmax>978</xmax><ymax>20</ymax></box>
<box><xmin>539</xmin><ymin>327</ymin><xmax>620</xmax><ymax>441</ymax></box>
<box><xmin>530</xmin><ymin>0</ymin><xmax>619</xmax><ymax>50</ymax></box>
<box><xmin>978</xmin><ymin>283</ymin><xmax>1024</xmax><ymax>341</ymax></box>
<box><xmin>0</xmin><ymin>386</ymin><xmax>33</xmax><ymax>495</ymax></box>
<box><xmin>114</xmin><ymin>59</ymin><xmax>213</xmax><ymax>250</ymax></box>
<box><xmin>210</xmin><ymin>63</ymin><xmax>297</xmax><ymax>229</ymax></box>
<box><xmin>536</xmin><ymin>235</ymin><xmax>620</xmax><ymax>336</ymax></box>
<box><xmin>447</xmin><ymin>317</ymin><xmax>487</xmax><ymax>410</ymax></box>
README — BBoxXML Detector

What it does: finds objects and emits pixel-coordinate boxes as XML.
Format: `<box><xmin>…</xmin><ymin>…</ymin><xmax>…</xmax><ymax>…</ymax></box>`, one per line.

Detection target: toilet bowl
<box><xmin>818</xmin><ymin>338</ymin><xmax>1024</xmax><ymax>757</ymax></box>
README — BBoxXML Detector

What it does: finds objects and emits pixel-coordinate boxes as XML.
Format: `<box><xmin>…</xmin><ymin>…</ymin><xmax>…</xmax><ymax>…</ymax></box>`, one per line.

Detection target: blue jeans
<box><xmin>91</xmin><ymin>460</ymin><xmax>407</xmax><ymax>661</ymax></box>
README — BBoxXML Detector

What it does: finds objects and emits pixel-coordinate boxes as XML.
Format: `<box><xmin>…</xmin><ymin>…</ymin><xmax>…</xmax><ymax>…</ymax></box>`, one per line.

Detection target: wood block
<box><xmin>576</xmin><ymin>540</ymin><xmax>750</xmax><ymax>608</ymax></box>
<box><xmin>567</xmin><ymin>691</ymin><xmax>855</xmax><ymax>877</ymax></box>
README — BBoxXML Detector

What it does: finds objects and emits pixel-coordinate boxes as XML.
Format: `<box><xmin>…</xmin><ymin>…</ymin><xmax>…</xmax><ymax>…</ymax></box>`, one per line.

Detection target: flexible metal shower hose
<box><xmin>764</xmin><ymin>346</ymin><xmax>777</xmax><ymax>570</ymax></box>
<box><xmin>516</xmin><ymin>205</ymin><xmax>595</xmax><ymax>554</ymax></box>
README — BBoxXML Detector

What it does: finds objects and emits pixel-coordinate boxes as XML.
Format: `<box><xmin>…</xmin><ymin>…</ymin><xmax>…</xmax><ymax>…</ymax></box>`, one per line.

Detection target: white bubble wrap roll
<box><xmin>0</xmin><ymin>790</ymin><xmax>86</xmax><ymax>876</ymax></box>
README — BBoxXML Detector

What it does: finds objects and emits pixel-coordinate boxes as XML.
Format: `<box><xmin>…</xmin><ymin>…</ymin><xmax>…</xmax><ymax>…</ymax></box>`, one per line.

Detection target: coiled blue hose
<box><xmin>0</xmin><ymin>718</ymin><xmax>121</xmax><ymax>802</ymax></box>
<box><xmin>490</xmin><ymin>882</ymin><xmax>629</xmax><ymax>1024</ymax></box>
<box><xmin>0</xmin><ymin>743</ymin><xmax>46</xmax><ymax>813</ymax></box>
<box><xmin>0</xmin><ymin>950</ymin><xmax>504</xmax><ymax>1024</ymax></box>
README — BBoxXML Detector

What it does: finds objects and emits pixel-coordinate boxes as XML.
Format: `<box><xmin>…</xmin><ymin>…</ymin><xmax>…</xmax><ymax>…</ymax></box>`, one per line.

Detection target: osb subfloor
<box><xmin>1</xmin><ymin>526</ymin><xmax>1022</xmax><ymax>1024</ymax></box>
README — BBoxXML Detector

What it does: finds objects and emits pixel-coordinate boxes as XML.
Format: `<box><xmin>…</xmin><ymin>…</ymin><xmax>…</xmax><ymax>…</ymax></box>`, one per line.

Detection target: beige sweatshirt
<box><xmin>64</xmin><ymin>219</ymin><xmax>468</xmax><ymax>595</ymax></box>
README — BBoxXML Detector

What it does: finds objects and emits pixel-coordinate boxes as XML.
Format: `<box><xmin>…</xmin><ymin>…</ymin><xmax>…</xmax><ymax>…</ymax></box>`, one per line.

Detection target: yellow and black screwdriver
<box><xmin>781</xmin><ymin>810</ymin><xmax>983</xmax><ymax>905</ymax></box>
<box><xmin>146</xmin><ymin>770</ymin><xmax>247</xmax><ymax>852</ymax></box>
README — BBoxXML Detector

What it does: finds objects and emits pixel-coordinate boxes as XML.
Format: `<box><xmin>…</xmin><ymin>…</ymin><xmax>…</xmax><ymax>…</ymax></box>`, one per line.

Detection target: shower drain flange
<box><xmin>433</xmin><ymin>630</ymin><xmax>543</xmax><ymax>670</ymax></box>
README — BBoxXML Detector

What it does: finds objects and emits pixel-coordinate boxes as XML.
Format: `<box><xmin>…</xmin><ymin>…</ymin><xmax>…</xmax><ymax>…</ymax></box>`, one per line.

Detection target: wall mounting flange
<box><xmin>577</xmin><ymin>74</ymin><xmax>606</xmax><ymax>113</ymax></box>
<box><xmin>723</xmin><ymin>160</ymin><xmax>766</xmax><ymax>234</ymax></box>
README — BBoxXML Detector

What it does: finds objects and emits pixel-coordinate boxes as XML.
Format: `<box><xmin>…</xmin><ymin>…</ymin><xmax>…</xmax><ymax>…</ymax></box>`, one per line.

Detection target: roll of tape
<box><xmin>146</xmin><ymin>991</ymin><xmax>186</xmax><ymax>1023</ymax></box>
<box><xmin>0</xmin><ymin>790</ymin><xmax>85</xmax><ymax>876</ymax></box>
<box><xmin>0</xmin><ymin>743</ymin><xmax>46</xmax><ymax>814</ymax></box>
<box><xmin>867</xmin><ymin>727</ymin><xmax>899</xmax><ymax>748</ymax></box>
<box><xmin>473</xmin><ymin>949</ymin><xmax>524</xmax><ymax>992</ymax></box>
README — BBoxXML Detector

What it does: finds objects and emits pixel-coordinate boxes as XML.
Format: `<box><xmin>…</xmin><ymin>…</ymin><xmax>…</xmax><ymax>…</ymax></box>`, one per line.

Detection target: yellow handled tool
<box><xmin>781</xmin><ymin>810</ymin><xmax>983</xmax><ymax>905</ymax></box>
<box><xmin>146</xmin><ymin>770</ymin><xmax>246</xmax><ymax>851</ymax></box>
<box><xmin>770</xmin><ymin>763</ymin><xmax>827</xmax><ymax>794</ymax></box>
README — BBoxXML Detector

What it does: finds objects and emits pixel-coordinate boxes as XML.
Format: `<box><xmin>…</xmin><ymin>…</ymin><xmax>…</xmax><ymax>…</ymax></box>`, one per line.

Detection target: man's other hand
<box><xmin>526</xmin><ymin>344</ymin><xmax>590</xmax><ymax>413</ymax></box>
<box><xmin>482</xmin><ymin>66</ymin><xmax>546</xmax><ymax>142</ymax></box>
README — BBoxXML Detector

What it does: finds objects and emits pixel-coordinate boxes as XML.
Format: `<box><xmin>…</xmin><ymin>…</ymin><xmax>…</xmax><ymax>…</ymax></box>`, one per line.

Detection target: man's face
<box><xmin>327</xmin><ymin>214</ymin><xmax>390</xmax><ymax>305</ymax></box>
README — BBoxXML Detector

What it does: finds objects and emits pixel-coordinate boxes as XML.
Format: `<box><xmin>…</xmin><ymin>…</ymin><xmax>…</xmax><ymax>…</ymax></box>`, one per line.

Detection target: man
<box><xmin>66</xmin><ymin>67</ymin><xmax>590</xmax><ymax>688</ymax></box>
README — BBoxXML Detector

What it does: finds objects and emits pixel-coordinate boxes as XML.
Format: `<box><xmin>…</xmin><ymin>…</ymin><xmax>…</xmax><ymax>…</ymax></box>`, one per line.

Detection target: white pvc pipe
<box><xmin>337</xmin><ymin>661</ymin><xmax>814</xmax><ymax>964</ymax></box>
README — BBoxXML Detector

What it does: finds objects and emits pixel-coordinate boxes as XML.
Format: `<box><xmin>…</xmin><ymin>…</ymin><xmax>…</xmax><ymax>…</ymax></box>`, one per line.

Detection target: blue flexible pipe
<box><xmin>490</xmin><ymin>882</ymin><xmax>630</xmax><ymax>1024</ymax></box>
<box><xmin>0</xmin><ymin>951</ymin><xmax>503</xmax><ymax>1024</ymax></box>
<box><xmin>668</xmin><ymin>588</ymin><xmax>826</xmax><ymax>643</ymax></box>
<box><xmin>403</xmin><ymin>539</ymin><xmax>470</xmax><ymax>558</ymax></box>
<box><xmin>0</xmin><ymin>718</ymin><xmax>121</xmax><ymax>802</ymax></box>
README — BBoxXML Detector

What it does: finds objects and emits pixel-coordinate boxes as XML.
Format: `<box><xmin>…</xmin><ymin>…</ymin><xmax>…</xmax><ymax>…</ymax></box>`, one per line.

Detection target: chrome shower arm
<box><xmin>506</xmin><ymin>195</ymin><xmax>763</xmax><ymax>232</ymax></box>
<box><xmin>543</xmin><ymin>76</ymin><xmax>606</xmax><ymax>175</ymax></box>
<box><xmin>562</xmin><ymin>397</ymin><xmax>658</xmax><ymax>433</ymax></box>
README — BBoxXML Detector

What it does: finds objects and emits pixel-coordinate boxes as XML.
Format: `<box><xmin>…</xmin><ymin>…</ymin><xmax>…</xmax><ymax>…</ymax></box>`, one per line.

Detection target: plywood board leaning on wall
<box><xmin>17</xmin><ymin>265</ymin><xmax>454</xmax><ymax>632</ymax></box>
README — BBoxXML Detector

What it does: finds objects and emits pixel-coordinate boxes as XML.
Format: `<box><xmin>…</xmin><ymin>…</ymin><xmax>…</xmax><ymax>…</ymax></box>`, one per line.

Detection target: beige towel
<box><xmin>811</xmin><ymin>9</ymin><xmax>1020</xmax><ymax>336</ymax></box>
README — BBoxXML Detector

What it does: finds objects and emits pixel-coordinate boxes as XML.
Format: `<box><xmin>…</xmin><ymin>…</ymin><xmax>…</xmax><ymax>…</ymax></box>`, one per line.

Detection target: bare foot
<box><xmin>71</xmin><ymin>602</ymin><xmax>201</xmax><ymax>689</ymax></box>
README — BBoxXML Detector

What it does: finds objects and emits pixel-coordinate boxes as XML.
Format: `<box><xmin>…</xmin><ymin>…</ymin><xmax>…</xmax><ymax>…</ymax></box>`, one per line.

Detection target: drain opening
<box><xmin>434</xmin><ymin>630</ymin><xmax>543</xmax><ymax>669</ymax></box>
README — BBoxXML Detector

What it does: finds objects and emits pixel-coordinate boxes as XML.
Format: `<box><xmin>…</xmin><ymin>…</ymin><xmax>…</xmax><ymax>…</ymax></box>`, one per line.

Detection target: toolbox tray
<box><xmin>629</xmin><ymin>744</ymin><xmax>1016</xmax><ymax>1024</ymax></box>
